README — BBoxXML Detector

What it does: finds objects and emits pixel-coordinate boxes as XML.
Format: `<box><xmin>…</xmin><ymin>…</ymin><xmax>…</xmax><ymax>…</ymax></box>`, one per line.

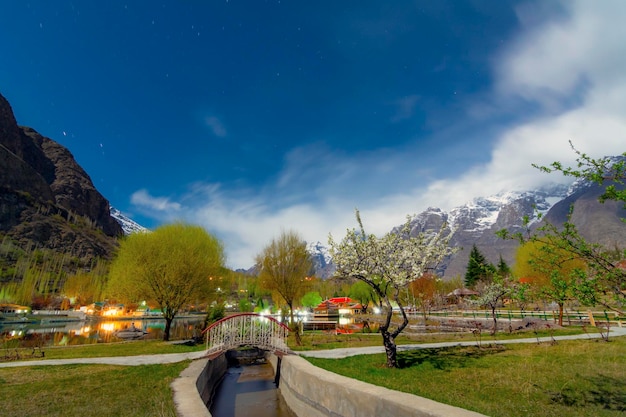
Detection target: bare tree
<box><xmin>256</xmin><ymin>230</ymin><xmax>312</xmax><ymax>343</ymax></box>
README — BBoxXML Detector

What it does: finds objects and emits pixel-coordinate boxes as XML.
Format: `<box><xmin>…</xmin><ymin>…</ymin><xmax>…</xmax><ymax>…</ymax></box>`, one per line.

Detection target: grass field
<box><xmin>0</xmin><ymin>362</ymin><xmax>188</xmax><ymax>417</ymax></box>
<box><xmin>289</xmin><ymin>326</ymin><xmax>592</xmax><ymax>351</ymax></box>
<box><xmin>306</xmin><ymin>337</ymin><xmax>626</xmax><ymax>417</ymax></box>
<box><xmin>0</xmin><ymin>326</ymin><xmax>619</xmax><ymax>417</ymax></box>
<box><xmin>1</xmin><ymin>339</ymin><xmax>205</xmax><ymax>361</ymax></box>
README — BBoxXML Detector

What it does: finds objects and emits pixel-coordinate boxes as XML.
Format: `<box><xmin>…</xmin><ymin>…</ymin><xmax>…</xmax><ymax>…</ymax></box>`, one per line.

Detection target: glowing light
<box><xmin>339</xmin><ymin>317</ymin><xmax>351</xmax><ymax>326</ymax></box>
<box><xmin>101</xmin><ymin>323</ymin><xmax>115</xmax><ymax>332</ymax></box>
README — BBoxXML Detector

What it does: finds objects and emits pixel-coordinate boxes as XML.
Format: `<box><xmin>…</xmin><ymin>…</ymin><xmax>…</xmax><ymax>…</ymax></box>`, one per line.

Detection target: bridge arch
<box><xmin>203</xmin><ymin>313</ymin><xmax>291</xmax><ymax>355</ymax></box>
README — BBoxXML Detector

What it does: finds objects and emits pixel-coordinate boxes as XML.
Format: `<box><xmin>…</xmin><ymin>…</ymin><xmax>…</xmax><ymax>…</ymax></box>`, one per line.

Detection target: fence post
<box><xmin>588</xmin><ymin>311</ymin><xmax>596</xmax><ymax>327</ymax></box>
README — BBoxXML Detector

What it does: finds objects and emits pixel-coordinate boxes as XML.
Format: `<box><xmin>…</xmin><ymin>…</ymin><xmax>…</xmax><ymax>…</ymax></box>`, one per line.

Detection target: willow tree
<box><xmin>256</xmin><ymin>230</ymin><xmax>312</xmax><ymax>338</ymax></box>
<box><xmin>329</xmin><ymin>210</ymin><xmax>455</xmax><ymax>368</ymax></box>
<box><xmin>108</xmin><ymin>223</ymin><xmax>224</xmax><ymax>341</ymax></box>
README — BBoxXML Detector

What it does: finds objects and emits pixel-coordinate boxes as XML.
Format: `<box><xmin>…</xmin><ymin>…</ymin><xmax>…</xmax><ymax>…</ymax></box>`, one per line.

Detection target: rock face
<box><xmin>0</xmin><ymin>92</ymin><xmax>122</xmax><ymax>261</ymax></box>
<box><xmin>405</xmin><ymin>182</ymin><xmax>626</xmax><ymax>279</ymax></box>
<box><xmin>313</xmin><ymin>181</ymin><xmax>626</xmax><ymax>280</ymax></box>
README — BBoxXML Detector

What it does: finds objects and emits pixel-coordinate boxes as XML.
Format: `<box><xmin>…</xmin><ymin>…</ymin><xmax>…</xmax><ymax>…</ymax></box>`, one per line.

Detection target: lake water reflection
<box><xmin>0</xmin><ymin>316</ymin><xmax>204</xmax><ymax>348</ymax></box>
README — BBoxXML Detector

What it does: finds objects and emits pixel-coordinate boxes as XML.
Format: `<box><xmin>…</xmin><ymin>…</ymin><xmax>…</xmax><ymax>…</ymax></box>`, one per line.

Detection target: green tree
<box><xmin>300</xmin><ymin>291</ymin><xmax>322</xmax><ymax>310</ymax></box>
<box><xmin>496</xmin><ymin>255</ymin><xmax>512</xmax><ymax>278</ymax></box>
<box><xmin>63</xmin><ymin>271</ymin><xmax>105</xmax><ymax>306</ymax></box>
<box><xmin>514</xmin><ymin>239</ymin><xmax>588</xmax><ymax>326</ymax></box>
<box><xmin>329</xmin><ymin>210</ymin><xmax>455</xmax><ymax>368</ymax></box>
<box><xmin>465</xmin><ymin>244</ymin><xmax>495</xmax><ymax>287</ymax></box>
<box><xmin>108</xmin><ymin>223</ymin><xmax>225</xmax><ymax>341</ymax></box>
<box><xmin>349</xmin><ymin>280</ymin><xmax>376</xmax><ymax>313</ymax></box>
<box><xmin>256</xmin><ymin>230</ymin><xmax>312</xmax><ymax>342</ymax></box>
<box><xmin>534</xmin><ymin>143</ymin><xmax>626</xmax><ymax>208</ymax></box>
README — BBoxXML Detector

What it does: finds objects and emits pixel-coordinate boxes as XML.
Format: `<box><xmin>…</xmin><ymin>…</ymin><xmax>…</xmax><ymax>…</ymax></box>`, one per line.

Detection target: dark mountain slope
<box><xmin>0</xmin><ymin>92</ymin><xmax>122</xmax><ymax>264</ymax></box>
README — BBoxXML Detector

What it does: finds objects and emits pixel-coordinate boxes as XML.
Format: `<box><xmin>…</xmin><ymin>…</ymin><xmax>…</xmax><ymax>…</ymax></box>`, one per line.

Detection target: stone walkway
<box><xmin>1</xmin><ymin>327</ymin><xmax>624</xmax><ymax>366</ymax></box>
<box><xmin>0</xmin><ymin>350</ymin><xmax>207</xmax><ymax>368</ymax></box>
<box><xmin>300</xmin><ymin>326</ymin><xmax>626</xmax><ymax>359</ymax></box>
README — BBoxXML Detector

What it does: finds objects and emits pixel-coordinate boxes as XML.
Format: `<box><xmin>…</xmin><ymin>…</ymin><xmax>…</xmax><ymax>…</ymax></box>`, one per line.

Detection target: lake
<box><xmin>0</xmin><ymin>316</ymin><xmax>205</xmax><ymax>348</ymax></box>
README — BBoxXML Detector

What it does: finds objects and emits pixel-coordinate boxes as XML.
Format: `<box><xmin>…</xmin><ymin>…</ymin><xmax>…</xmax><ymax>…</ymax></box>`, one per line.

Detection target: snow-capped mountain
<box><xmin>403</xmin><ymin>180</ymin><xmax>626</xmax><ymax>278</ymax></box>
<box><xmin>316</xmin><ymin>179</ymin><xmax>625</xmax><ymax>280</ymax></box>
<box><xmin>307</xmin><ymin>241</ymin><xmax>335</xmax><ymax>278</ymax></box>
<box><xmin>110</xmin><ymin>207</ymin><xmax>148</xmax><ymax>235</ymax></box>
<box><xmin>448</xmin><ymin>185</ymin><xmax>570</xmax><ymax>234</ymax></box>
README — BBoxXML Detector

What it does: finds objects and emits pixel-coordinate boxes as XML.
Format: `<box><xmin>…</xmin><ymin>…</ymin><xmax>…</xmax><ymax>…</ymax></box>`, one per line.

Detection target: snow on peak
<box><xmin>448</xmin><ymin>186</ymin><xmax>569</xmax><ymax>231</ymax></box>
<box><xmin>110</xmin><ymin>207</ymin><xmax>148</xmax><ymax>235</ymax></box>
<box><xmin>307</xmin><ymin>241</ymin><xmax>332</xmax><ymax>266</ymax></box>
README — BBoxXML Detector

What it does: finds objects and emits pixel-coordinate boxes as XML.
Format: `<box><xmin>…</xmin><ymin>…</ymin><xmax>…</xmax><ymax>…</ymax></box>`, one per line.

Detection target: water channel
<box><xmin>210</xmin><ymin>361</ymin><xmax>295</xmax><ymax>417</ymax></box>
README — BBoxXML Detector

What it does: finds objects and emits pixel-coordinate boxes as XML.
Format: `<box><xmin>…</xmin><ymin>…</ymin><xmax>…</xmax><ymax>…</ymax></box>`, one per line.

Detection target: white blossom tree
<box><xmin>473</xmin><ymin>280</ymin><xmax>510</xmax><ymax>335</ymax></box>
<box><xmin>329</xmin><ymin>210</ymin><xmax>456</xmax><ymax>368</ymax></box>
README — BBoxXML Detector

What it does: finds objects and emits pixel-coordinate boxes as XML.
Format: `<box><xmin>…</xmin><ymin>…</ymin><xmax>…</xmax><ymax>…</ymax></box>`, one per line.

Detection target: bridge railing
<box><xmin>202</xmin><ymin>313</ymin><xmax>291</xmax><ymax>355</ymax></box>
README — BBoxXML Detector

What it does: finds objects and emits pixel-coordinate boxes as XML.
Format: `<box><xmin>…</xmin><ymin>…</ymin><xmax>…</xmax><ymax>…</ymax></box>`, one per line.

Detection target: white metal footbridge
<box><xmin>203</xmin><ymin>313</ymin><xmax>291</xmax><ymax>356</ymax></box>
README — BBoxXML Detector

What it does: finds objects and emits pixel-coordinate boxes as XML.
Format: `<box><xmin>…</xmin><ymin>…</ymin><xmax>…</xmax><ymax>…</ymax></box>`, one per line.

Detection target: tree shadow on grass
<box><xmin>542</xmin><ymin>375</ymin><xmax>626</xmax><ymax>411</ymax></box>
<box><xmin>397</xmin><ymin>345</ymin><xmax>503</xmax><ymax>370</ymax></box>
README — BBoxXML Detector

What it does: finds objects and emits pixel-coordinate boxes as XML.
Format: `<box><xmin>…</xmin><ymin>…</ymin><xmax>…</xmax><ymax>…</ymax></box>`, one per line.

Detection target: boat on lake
<box><xmin>114</xmin><ymin>324</ymin><xmax>148</xmax><ymax>339</ymax></box>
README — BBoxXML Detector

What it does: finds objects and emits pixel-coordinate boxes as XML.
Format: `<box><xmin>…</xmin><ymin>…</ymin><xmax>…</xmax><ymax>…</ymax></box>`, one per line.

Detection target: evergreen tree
<box><xmin>496</xmin><ymin>255</ymin><xmax>511</xmax><ymax>278</ymax></box>
<box><xmin>464</xmin><ymin>244</ymin><xmax>494</xmax><ymax>287</ymax></box>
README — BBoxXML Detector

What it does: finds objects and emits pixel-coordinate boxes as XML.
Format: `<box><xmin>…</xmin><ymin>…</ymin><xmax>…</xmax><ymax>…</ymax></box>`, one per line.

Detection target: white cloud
<box><xmin>131</xmin><ymin>189</ymin><xmax>182</xmax><ymax>212</ymax></box>
<box><xmin>130</xmin><ymin>1</ymin><xmax>626</xmax><ymax>269</ymax></box>
<box><xmin>498</xmin><ymin>0</ymin><xmax>626</xmax><ymax>105</ymax></box>
<box><xmin>429</xmin><ymin>0</ymin><xmax>626</xmax><ymax>209</ymax></box>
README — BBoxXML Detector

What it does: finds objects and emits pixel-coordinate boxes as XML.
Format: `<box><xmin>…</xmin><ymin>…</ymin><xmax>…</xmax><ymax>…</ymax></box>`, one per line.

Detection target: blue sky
<box><xmin>2</xmin><ymin>1</ymin><xmax>625</xmax><ymax>269</ymax></box>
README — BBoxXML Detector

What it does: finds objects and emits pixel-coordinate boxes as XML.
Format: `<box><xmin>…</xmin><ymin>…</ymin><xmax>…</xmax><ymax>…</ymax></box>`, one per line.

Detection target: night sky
<box><xmin>2</xmin><ymin>1</ymin><xmax>625</xmax><ymax>268</ymax></box>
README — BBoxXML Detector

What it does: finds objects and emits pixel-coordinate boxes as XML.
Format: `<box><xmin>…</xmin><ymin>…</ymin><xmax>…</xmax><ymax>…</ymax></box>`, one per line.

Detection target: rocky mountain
<box><xmin>309</xmin><ymin>177</ymin><xmax>625</xmax><ymax>280</ymax></box>
<box><xmin>0</xmin><ymin>92</ymin><xmax>123</xmax><ymax>264</ymax></box>
<box><xmin>307</xmin><ymin>241</ymin><xmax>334</xmax><ymax>279</ymax></box>
<box><xmin>405</xmin><ymin>179</ymin><xmax>626</xmax><ymax>278</ymax></box>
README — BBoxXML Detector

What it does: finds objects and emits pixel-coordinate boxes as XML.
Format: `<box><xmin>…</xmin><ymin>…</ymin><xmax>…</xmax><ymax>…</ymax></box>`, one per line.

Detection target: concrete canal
<box><xmin>209</xmin><ymin>360</ymin><xmax>295</xmax><ymax>417</ymax></box>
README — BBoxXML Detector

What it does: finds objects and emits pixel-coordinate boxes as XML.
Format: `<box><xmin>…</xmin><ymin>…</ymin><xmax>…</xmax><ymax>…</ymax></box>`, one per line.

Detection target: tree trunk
<box><xmin>379</xmin><ymin>301</ymin><xmax>399</xmax><ymax>368</ymax></box>
<box><xmin>289</xmin><ymin>303</ymin><xmax>302</xmax><ymax>346</ymax></box>
<box><xmin>164</xmin><ymin>316</ymin><xmax>173</xmax><ymax>341</ymax></box>
<box><xmin>558</xmin><ymin>303</ymin><xmax>564</xmax><ymax>326</ymax></box>
<box><xmin>381</xmin><ymin>330</ymin><xmax>398</xmax><ymax>368</ymax></box>
<box><xmin>491</xmin><ymin>306</ymin><xmax>498</xmax><ymax>335</ymax></box>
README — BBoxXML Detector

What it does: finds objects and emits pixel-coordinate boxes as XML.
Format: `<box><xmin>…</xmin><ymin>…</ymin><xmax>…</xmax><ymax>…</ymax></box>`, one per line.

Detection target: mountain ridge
<box><xmin>307</xmin><ymin>178</ymin><xmax>625</xmax><ymax>279</ymax></box>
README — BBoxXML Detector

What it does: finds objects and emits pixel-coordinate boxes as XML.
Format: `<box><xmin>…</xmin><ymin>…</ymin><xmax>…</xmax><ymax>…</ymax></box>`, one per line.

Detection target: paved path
<box><xmin>300</xmin><ymin>326</ymin><xmax>626</xmax><ymax>359</ymax></box>
<box><xmin>0</xmin><ymin>350</ymin><xmax>208</xmax><ymax>368</ymax></box>
<box><xmin>1</xmin><ymin>327</ymin><xmax>624</xmax><ymax>366</ymax></box>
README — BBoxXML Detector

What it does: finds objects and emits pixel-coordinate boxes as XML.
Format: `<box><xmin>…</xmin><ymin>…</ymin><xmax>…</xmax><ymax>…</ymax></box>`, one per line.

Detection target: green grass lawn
<box><xmin>306</xmin><ymin>337</ymin><xmax>626</xmax><ymax>417</ymax></box>
<box><xmin>0</xmin><ymin>362</ymin><xmax>188</xmax><ymax>417</ymax></box>
<box><xmin>2</xmin><ymin>339</ymin><xmax>205</xmax><ymax>361</ymax></box>
<box><xmin>289</xmin><ymin>326</ymin><xmax>593</xmax><ymax>351</ymax></box>
<box><xmin>0</xmin><ymin>325</ymin><xmax>615</xmax><ymax>417</ymax></box>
